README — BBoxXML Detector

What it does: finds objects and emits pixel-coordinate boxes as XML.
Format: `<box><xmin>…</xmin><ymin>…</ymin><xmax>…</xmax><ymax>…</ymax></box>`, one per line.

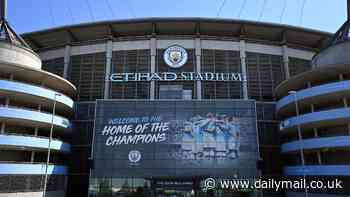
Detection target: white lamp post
<box><xmin>43</xmin><ymin>93</ymin><xmax>61</xmax><ymax>197</ymax></box>
<box><xmin>288</xmin><ymin>90</ymin><xmax>308</xmax><ymax>197</ymax></box>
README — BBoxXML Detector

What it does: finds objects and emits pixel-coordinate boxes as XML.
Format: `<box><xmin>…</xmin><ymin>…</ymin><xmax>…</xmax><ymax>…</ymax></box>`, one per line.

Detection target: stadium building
<box><xmin>0</xmin><ymin>1</ymin><xmax>76</xmax><ymax>197</ymax></box>
<box><xmin>4</xmin><ymin>0</ymin><xmax>350</xmax><ymax>195</ymax></box>
<box><xmin>18</xmin><ymin>17</ymin><xmax>337</xmax><ymax>197</ymax></box>
<box><xmin>277</xmin><ymin>20</ymin><xmax>350</xmax><ymax>197</ymax></box>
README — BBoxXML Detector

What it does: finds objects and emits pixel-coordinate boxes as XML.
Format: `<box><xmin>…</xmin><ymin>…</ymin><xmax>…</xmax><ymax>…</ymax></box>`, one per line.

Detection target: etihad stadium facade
<box><xmin>2</xmin><ymin>17</ymin><xmax>350</xmax><ymax>197</ymax></box>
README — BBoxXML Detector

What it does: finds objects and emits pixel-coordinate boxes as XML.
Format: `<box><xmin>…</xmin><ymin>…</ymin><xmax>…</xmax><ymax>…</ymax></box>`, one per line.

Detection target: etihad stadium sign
<box><xmin>108</xmin><ymin>45</ymin><xmax>246</xmax><ymax>82</ymax></box>
<box><xmin>108</xmin><ymin>72</ymin><xmax>246</xmax><ymax>82</ymax></box>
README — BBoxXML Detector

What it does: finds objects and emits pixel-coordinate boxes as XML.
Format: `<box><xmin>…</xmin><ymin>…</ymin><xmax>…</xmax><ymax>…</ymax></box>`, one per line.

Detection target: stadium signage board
<box><xmin>92</xmin><ymin>100</ymin><xmax>258</xmax><ymax>178</ymax></box>
<box><xmin>108</xmin><ymin>72</ymin><xmax>246</xmax><ymax>82</ymax></box>
<box><xmin>109</xmin><ymin>45</ymin><xmax>246</xmax><ymax>82</ymax></box>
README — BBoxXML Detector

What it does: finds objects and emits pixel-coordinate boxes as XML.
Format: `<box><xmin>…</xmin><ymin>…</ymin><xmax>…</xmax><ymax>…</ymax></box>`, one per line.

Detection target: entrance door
<box><xmin>158</xmin><ymin>85</ymin><xmax>192</xmax><ymax>100</ymax></box>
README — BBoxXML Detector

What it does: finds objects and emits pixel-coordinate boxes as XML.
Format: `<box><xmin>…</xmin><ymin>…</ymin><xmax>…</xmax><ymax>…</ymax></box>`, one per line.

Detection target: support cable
<box><xmin>105</xmin><ymin>0</ymin><xmax>116</xmax><ymax>18</ymax></box>
<box><xmin>280</xmin><ymin>0</ymin><xmax>286</xmax><ymax>23</ymax></box>
<box><xmin>48</xmin><ymin>0</ymin><xmax>55</xmax><ymax>26</ymax></box>
<box><xmin>126</xmin><ymin>0</ymin><xmax>136</xmax><ymax>18</ymax></box>
<box><xmin>237</xmin><ymin>0</ymin><xmax>247</xmax><ymax>18</ymax></box>
<box><xmin>85</xmin><ymin>0</ymin><xmax>95</xmax><ymax>21</ymax></box>
<box><xmin>258</xmin><ymin>0</ymin><xmax>267</xmax><ymax>21</ymax></box>
<box><xmin>216</xmin><ymin>0</ymin><xmax>227</xmax><ymax>17</ymax></box>
<box><xmin>299</xmin><ymin>0</ymin><xmax>307</xmax><ymax>25</ymax></box>
<box><xmin>66</xmin><ymin>0</ymin><xmax>75</xmax><ymax>24</ymax></box>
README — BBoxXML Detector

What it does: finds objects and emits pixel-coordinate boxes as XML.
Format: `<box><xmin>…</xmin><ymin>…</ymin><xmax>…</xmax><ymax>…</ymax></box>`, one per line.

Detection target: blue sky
<box><xmin>8</xmin><ymin>0</ymin><xmax>347</xmax><ymax>34</ymax></box>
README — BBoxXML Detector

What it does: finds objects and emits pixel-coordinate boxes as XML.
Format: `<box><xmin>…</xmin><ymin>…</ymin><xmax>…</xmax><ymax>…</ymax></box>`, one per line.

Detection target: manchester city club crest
<box><xmin>128</xmin><ymin>150</ymin><xmax>141</xmax><ymax>164</ymax></box>
<box><xmin>163</xmin><ymin>45</ymin><xmax>188</xmax><ymax>68</ymax></box>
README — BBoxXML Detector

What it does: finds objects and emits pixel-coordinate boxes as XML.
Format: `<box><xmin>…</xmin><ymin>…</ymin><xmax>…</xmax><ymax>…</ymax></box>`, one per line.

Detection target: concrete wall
<box><xmin>39</xmin><ymin>39</ymin><xmax>315</xmax><ymax>61</ymax></box>
<box><xmin>312</xmin><ymin>41</ymin><xmax>350</xmax><ymax>68</ymax></box>
<box><xmin>0</xmin><ymin>42</ymin><xmax>41</xmax><ymax>69</ymax></box>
